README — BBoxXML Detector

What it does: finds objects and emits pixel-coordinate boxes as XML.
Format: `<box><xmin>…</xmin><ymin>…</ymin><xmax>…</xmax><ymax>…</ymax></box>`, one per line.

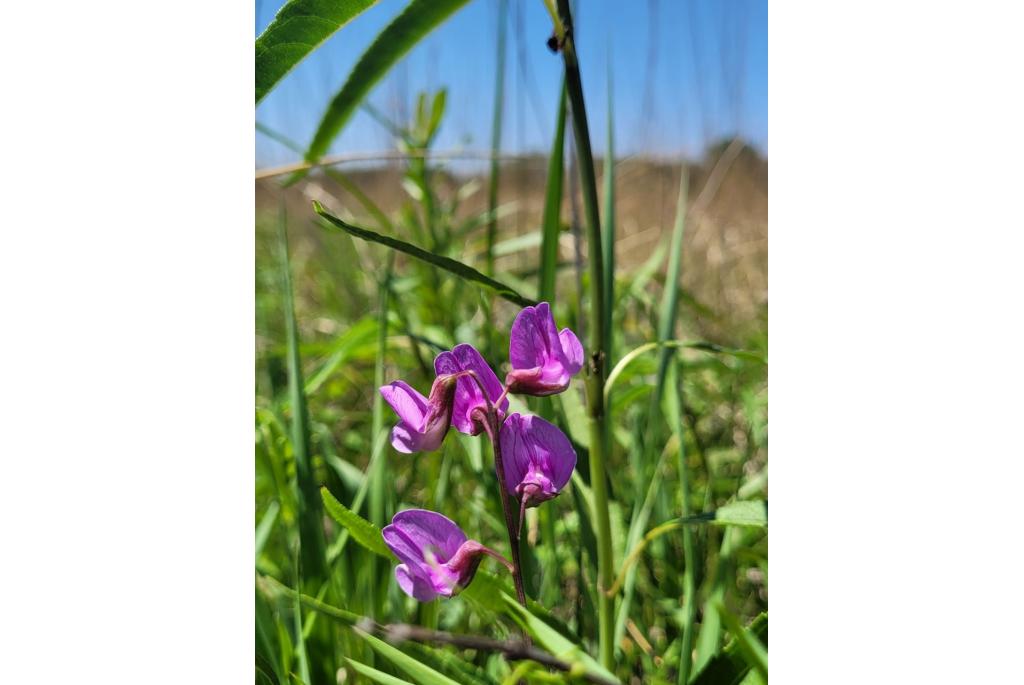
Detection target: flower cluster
<box><xmin>379</xmin><ymin>303</ymin><xmax>583</xmax><ymax>601</ymax></box>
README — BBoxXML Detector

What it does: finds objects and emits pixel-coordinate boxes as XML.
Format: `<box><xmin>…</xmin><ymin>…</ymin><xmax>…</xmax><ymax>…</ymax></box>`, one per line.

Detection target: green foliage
<box><xmin>321</xmin><ymin>486</ymin><xmax>392</xmax><ymax>558</ymax></box>
<box><xmin>255</xmin><ymin>0</ymin><xmax>378</xmax><ymax>103</ymax></box>
<box><xmin>303</xmin><ymin>0</ymin><xmax>472</xmax><ymax>164</ymax></box>
<box><xmin>314</xmin><ymin>202</ymin><xmax>537</xmax><ymax>307</ymax></box>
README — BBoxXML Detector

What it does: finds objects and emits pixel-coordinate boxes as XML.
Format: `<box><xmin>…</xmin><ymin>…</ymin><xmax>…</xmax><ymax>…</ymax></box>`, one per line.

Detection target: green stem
<box><xmin>552</xmin><ymin>0</ymin><xmax>614</xmax><ymax>670</ymax></box>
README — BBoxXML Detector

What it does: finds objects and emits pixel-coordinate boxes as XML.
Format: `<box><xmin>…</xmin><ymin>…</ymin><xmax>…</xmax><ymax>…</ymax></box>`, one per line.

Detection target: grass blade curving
<box><xmin>303</xmin><ymin>0</ymin><xmax>471</xmax><ymax>165</ymax></box>
<box><xmin>314</xmin><ymin>202</ymin><xmax>537</xmax><ymax>307</ymax></box>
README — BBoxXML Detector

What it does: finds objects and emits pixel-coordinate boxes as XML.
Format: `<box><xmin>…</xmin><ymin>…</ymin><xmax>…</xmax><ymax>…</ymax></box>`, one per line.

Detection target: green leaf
<box><xmin>712</xmin><ymin>501</ymin><xmax>767</xmax><ymax>529</ymax></box>
<box><xmin>304</xmin><ymin>0</ymin><xmax>471</xmax><ymax>163</ymax></box>
<box><xmin>314</xmin><ymin>202</ymin><xmax>537</xmax><ymax>307</ymax></box>
<box><xmin>460</xmin><ymin>570</ymin><xmax>574</xmax><ymax>640</ymax></box>
<box><xmin>345</xmin><ymin>658</ymin><xmax>415</xmax><ymax>685</ymax></box>
<box><xmin>714</xmin><ymin>602</ymin><xmax>767</xmax><ymax>680</ymax></box>
<box><xmin>355</xmin><ymin>630</ymin><xmax>461</xmax><ymax>685</ymax></box>
<box><xmin>320</xmin><ymin>486</ymin><xmax>391</xmax><ymax>558</ymax></box>
<box><xmin>538</xmin><ymin>80</ymin><xmax>567</xmax><ymax>303</ymax></box>
<box><xmin>501</xmin><ymin>594</ymin><xmax>621</xmax><ymax>684</ymax></box>
<box><xmin>255</xmin><ymin>500</ymin><xmax>280</xmax><ymax>561</ymax></box>
<box><xmin>401</xmin><ymin>642</ymin><xmax>499</xmax><ymax>685</ymax></box>
<box><xmin>691</xmin><ymin>612</ymin><xmax>767</xmax><ymax>685</ymax></box>
<box><xmin>255</xmin><ymin>0</ymin><xmax>378</xmax><ymax>104</ymax></box>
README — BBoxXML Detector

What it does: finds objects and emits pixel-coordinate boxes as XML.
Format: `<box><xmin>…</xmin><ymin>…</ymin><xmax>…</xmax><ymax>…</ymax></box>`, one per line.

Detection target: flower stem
<box><xmin>551</xmin><ymin>0</ymin><xmax>615</xmax><ymax>670</ymax></box>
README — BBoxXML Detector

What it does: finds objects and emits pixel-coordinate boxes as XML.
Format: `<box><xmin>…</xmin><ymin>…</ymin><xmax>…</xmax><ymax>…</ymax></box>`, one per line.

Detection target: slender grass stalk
<box><xmin>539</xmin><ymin>81</ymin><xmax>567</xmax><ymax>303</ymax></box>
<box><xmin>550</xmin><ymin>0</ymin><xmax>614</xmax><ymax>670</ymax></box>
<box><xmin>367</xmin><ymin>253</ymin><xmax>393</xmax><ymax>622</ymax></box>
<box><xmin>667</xmin><ymin>358</ymin><xmax>696</xmax><ymax>685</ymax></box>
<box><xmin>601</xmin><ymin>62</ymin><xmax>615</xmax><ymax>364</ymax></box>
<box><xmin>486</xmin><ymin>0</ymin><xmax>508</xmax><ymax>276</ymax></box>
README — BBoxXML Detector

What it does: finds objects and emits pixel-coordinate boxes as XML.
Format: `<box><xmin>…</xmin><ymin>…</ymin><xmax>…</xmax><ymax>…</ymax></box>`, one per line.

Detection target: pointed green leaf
<box><xmin>314</xmin><ymin>202</ymin><xmax>536</xmax><ymax>307</ymax></box>
<box><xmin>256</xmin><ymin>0</ymin><xmax>378</xmax><ymax>103</ymax></box>
<box><xmin>714</xmin><ymin>603</ymin><xmax>767</xmax><ymax>681</ymax></box>
<box><xmin>345</xmin><ymin>658</ymin><xmax>415</xmax><ymax>685</ymax></box>
<box><xmin>501</xmin><ymin>594</ymin><xmax>620</xmax><ymax>684</ymax></box>
<box><xmin>304</xmin><ymin>0</ymin><xmax>471</xmax><ymax>163</ymax></box>
<box><xmin>320</xmin><ymin>486</ymin><xmax>391</xmax><ymax>558</ymax></box>
<box><xmin>712</xmin><ymin>501</ymin><xmax>767</xmax><ymax>529</ymax></box>
<box><xmin>461</xmin><ymin>571</ymin><xmax>574</xmax><ymax>641</ymax></box>
<box><xmin>355</xmin><ymin>630</ymin><xmax>461</xmax><ymax>685</ymax></box>
<box><xmin>690</xmin><ymin>613</ymin><xmax>767</xmax><ymax>685</ymax></box>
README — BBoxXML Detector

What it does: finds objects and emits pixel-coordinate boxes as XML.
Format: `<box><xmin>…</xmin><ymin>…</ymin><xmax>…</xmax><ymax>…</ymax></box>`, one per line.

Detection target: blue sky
<box><xmin>255</xmin><ymin>0</ymin><xmax>767</xmax><ymax>167</ymax></box>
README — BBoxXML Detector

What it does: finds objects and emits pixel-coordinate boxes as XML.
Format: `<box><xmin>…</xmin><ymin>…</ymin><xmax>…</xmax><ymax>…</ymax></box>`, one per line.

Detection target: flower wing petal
<box><xmin>389</xmin><ymin>508</ymin><xmax>468</xmax><ymax>561</ymax></box>
<box><xmin>499</xmin><ymin>413</ymin><xmax>531</xmax><ymax>494</ymax></box>
<box><xmin>558</xmin><ymin>328</ymin><xmax>584</xmax><ymax>375</ymax></box>
<box><xmin>379</xmin><ymin>381</ymin><xmax>428</xmax><ymax>429</ymax></box>
<box><xmin>395</xmin><ymin>563</ymin><xmax>439</xmax><ymax>601</ymax></box>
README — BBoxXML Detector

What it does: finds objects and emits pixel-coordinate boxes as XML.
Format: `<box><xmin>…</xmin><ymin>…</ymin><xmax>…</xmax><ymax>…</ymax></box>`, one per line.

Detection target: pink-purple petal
<box><xmin>558</xmin><ymin>328</ymin><xmax>584</xmax><ymax>375</ymax></box>
<box><xmin>390</xmin><ymin>509</ymin><xmax>468</xmax><ymax>560</ymax></box>
<box><xmin>395</xmin><ymin>564</ymin><xmax>439</xmax><ymax>601</ymax></box>
<box><xmin>379</xmin><ymin>381</ymin><xmax>428</xmax><ymax>428</ymax></box>
<box><xmin>498</xmin><ymin>413</ymin><xmax>576</xmax><ymax>505</ymax></box>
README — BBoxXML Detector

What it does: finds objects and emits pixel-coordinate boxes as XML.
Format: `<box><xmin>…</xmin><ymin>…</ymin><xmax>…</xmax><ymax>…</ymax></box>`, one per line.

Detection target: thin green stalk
<box><xmin>367</xmin><ymin>253</ymin><xmax>394</xmax><ymax>621</ymax></box>
<box><xmin>551</xmin><ymin>0</ymin><xmax>613</xmax><ymax>670</ymax></box>
<box><xmin>601</xmin><ymin>62</ymin><xmax>615</xmax><ymax>364</ymax></box>
<box><xmin>539</xmin><ymin>81</ymin><xmax>567</xmax><ymax>303</ymax></box>
<box><xmin>486</xmin><ymin>0</ymin><xmax>508</xmax><ymax>275</ymax></box>
<box><xmin>666</xmin><ymin>358</ymin><xmax>696</xmax><ymax>685</ymax></box>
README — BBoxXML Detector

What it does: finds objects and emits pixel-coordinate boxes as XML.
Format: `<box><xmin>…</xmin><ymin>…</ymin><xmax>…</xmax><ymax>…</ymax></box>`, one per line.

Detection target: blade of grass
<box><xmin>302</xmin><ymin>0</ymin><xmax>471</xmax><ymax>167</ymax></box>
<box><xmin>550</xmin><ymin>0</ymin><xmax>614</xmax><ymax>669</ymax></box>
<box><xmin>690</xmin><ymin>613</ymin><xmax>767</xmax><ymax>685</ymax></box>
<box><xmin>713</xmin><ymin>603</ymin><xmax>767</xmax><ymax>681</ymax></box>
<box><xmin>605</xmin><ymin>340</ymin><xmax>764</xmax><ymax>401</ymax></box>
<box><xmin>356</xmin><ymin>630</ymin><xmax>461</xmax><ymax>685</ymax></box>
<box><xmin>538</xmin><ymin>80</ymin><xmax>567</xmax><ymax>303</ymax></box>
<box><xmin>314</xmin><ymin>202</ymin><xmax>537</xmax><ymax>307</ymax></box>
<box><xmin>277</xmin><ymin>203</ymin><xmax>328</xmax><ymax>583</ymax></box>
<box><xmin>601</xmin><ymin>61</ymin><xmax>615</xmax><ymax>363</ymax></box>
<box><xmin>485</xmin><ymin>0</ymin><xmax>508</xmax><ymax>276</ymax></box>
<box><xmin>255</xmin><ymin>0</ymin><xmax>378</xmax><ymax>103</ymax></box>
<box><xmin>255</xmin><ymin>500</ymin><xmax>280</xmax><ymax>561</ymax></box>
<box><xmin>345</xmin><ymin>659</ymin><xmax>414</xmax><ymax>685</ymax></box>
<box><xmin>693</xmin><ymin>528</ymin><xmax>739</xmax><ymax>674</ymax></box>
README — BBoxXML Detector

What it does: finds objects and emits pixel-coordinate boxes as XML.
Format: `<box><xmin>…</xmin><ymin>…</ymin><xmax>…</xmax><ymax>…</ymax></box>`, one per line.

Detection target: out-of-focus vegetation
<box><xmin>256</xmin><ymin>2</ymin><xmax>766</xmax><ymax>684</ymax></box>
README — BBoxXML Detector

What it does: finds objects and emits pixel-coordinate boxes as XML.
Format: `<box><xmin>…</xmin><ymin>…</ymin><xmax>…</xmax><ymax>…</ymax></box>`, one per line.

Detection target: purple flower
<box><xmin>379</xmin><ymin>374</ymin><xmax>459</xmax><ymax>454</ymax></box>
<box><xmin>505</xmin><ymin>302</ymin><xmax>584</xmax><ymax>396</ymax></box>
<box><xmin>500</xmin><ymin>413</ymin><xmax>576</xmax><ymax>524</ymax></box>
<box><xmin>382</xmin><ymin>509</ymin><xmax>511</xmax><ymax>601</ymax></box>
<box><xmin>434</xmin><ymin>343</ymin><xmax>509</xmax><ymax>436</ymax></box>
